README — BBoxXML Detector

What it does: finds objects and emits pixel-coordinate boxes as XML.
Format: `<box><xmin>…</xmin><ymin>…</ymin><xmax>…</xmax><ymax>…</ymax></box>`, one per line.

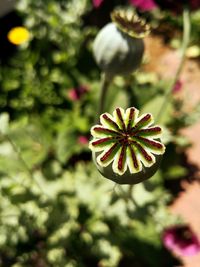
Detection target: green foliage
<box><xmin>0</xmin><ymin>157</ymin><xmax>174</xmax><ymax>266</ymax></box>
<box><xmin>0</xmin><ymin>0</ymin><xmax>199</xmax><ymax>266</ymax></box>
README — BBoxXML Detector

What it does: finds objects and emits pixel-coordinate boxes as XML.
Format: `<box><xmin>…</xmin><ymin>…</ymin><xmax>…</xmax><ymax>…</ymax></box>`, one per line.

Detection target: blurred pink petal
<box><xmin>162</xmin><ymin>225</ymin><xmax>200</xmax><ymax>257</ymax></box>
<box><xmin>67</xmin><ymin>85</ymin><xmax>88</xmax><ymax>101</ymax></box>
<box><xmin>92</xmin><ymin>0</ymin><xmax>104</xmax><ymax>8</ymax></box>
<box><xmin>68</xmin><ymin>89</ymin><xmax>79</xmax><ymax>101</ymax></box>
<box><xmin>129</xmin><ymin>0</ymin><xmax>157</xmax><ymax>11</ymax></box>
<box><xmin>173</xmin><ymin>80</ymin><xmax>183</xmax><ymax>94</ymax></box>
<box><xmin>78</xmin><ymin>136</ymin><xmax>89</xmax><ymax>145</ymax></box>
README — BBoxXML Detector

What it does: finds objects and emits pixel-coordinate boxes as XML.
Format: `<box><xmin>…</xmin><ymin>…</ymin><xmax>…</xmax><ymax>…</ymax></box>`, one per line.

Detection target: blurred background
<box><xmin>0</xmin><ymin>0</ymin><xmax>200</xmax><ymax>266</ymax></box>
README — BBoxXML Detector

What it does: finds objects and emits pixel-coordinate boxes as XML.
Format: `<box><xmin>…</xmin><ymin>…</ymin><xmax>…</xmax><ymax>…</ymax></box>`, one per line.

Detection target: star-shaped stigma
<box><xmin>111</xmin><ymin>9</ymin><xmax>150</xmax><ymax>38</ymax></box>
<box><xmin>89</xmin><ymin>107</ymin><xmax>165</xmax><ymax>176</ymax></box>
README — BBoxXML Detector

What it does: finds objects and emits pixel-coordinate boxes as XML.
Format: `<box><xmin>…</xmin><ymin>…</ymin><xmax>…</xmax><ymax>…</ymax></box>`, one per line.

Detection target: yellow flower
<box><xmin>7</xmin><ymin>26</ymin><xmax>30</xmax><ymax>45</ymax></box>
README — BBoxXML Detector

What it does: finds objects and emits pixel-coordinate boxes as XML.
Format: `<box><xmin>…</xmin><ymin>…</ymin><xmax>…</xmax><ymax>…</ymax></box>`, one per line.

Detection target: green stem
<box><xmin>117</xmin><ymin>185</ymin><xmax>129</xmax><ymax>204</ymax></box>
<box><xmin>98</xmin><ymin>73</ymin><xmax>112</xmax><ymax>117</ymax></box>
<box><xmin>156</xmin><ymin>7</ymin><xmax>191</xmax><ymax>123</ymax></box>
<box><xmin>4</xmin><ymin>134</ymin><xmax>49</xmax><ymax>197</ymax></box>
<box><xmin>128</xmin><ymin>184</ymin><xmax>139</xmax><ymax>208</ymax></box>
<box><xmin>118</xmin><ymin>185</ymin><xmax>139</xmax><ymax>208</ymax></box>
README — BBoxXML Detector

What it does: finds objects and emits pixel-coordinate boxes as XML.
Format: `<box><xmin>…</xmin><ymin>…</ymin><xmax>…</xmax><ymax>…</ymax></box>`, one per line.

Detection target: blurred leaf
<box><xmin>0</xmin><ymin>142</ymin><xmax>24</xmax><ymax>174</ymax></box>
<box><xmin>0</xmin><ymin>113</ymin><xmax>9</xmax><ymax>135</ymax></box>
<box><xmin>56</xmin><ymin>129</ymin><xmax>77</xmax><ymax>163</ymax></box>
<box><xmin>8</xmin><ymin>120</ymin><xmax>51</xmax><ymax>168</ymax></box>
<box><xmin>106</xmin><ymin>83</ymin><xmax>129</xmax><ymax>112</ymax></box>
<box><xmin>141</xmin><ymin>95</ymin><xmax>173</xmax><ymax>125</ymax></box>
<box><xmin>161</xmin><ymin>126</ymin><xmax>173</xmax><ymax>145</ymax></box>
<box><xmin>164</xmin><ymin>165</ymin><xmax>188</xmax><ymax>180</ymax></box>
<box><xmin>10</xmin><ymin>191</ymin><xmax>37</xmax><ymax>204</ymax></box>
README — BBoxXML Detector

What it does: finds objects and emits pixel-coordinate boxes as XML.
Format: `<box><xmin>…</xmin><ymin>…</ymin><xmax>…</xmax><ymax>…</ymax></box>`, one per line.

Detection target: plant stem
<box><xmin>98</xmin><ymin>73</ymin><xmax>112</xmax><ymax>117</ymax></box>
<box><xmin>156</xmin><ymin>7</ymin><xmax>191</xmax><ymax>123</ymax></box>
<box><xmin>128</xmin><ymin>184</ymin><xmax>139</xmax><ymax>208</ymax></box>
<box><xmin>118</xmin><ymin>185</ymin><xmax>139</xmax><ymax>208</ymax></box>
<box><xmin>4</xmin><ymin>134</ymin><xmax>48</xmax><ymax>197</ymax></box>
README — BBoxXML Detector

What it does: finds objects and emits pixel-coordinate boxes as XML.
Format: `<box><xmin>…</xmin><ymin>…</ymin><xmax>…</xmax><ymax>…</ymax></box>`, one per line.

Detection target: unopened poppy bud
<box><xmin>93</xmin><ymin>9</ymin><xmax>150</xmax><ymax>77</ymax></box>
<box><xmin>89</xmin><ymin>107</ymin><xmax>165</xmax><ymax>184</ymax></box>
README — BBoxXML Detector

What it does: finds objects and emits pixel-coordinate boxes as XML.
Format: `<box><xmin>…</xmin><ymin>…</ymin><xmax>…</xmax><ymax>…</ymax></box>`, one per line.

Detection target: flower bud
<box><xmin>93</xmin><ymin>9</ymin><xmax>150</xmax><ymax>77</ymax></box>
<box><xmin>89</xmin><ymin>107</ymin><xmax>165</xmax><ymax>184</ymax></box>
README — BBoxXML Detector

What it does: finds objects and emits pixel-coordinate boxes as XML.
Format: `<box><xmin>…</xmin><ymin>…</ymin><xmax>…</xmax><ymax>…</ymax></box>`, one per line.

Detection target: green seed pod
<box><xmin>93</xmin><ymin>9</ymin><xmax>150</xmax><ymax>77</ymax></box>
<box><xmin>89</xmin><ymin>107</ymin><xmax>165</xmax><ymax>185</ymax></box>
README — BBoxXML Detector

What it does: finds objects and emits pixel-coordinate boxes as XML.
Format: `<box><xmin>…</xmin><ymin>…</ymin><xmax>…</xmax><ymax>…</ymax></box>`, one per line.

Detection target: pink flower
<box><xmin>129</xmin><ymin>0</ymin><xmax>157</xmax><ymax>11</ymax></box>
<box><xmin>77</xmin><ymin>136</ymin><xmax>89</xmax><ymax>145</ymax></box>
<box><xmin>162</xmin><ymin>225</ymin><xmax>200</xmax><ymax>257</ymax></box>
<box><xmin>173</xmin><ymin>80</ymin><xmax>183</xmax><ymax>94</ymax></box>
<box><xmin>67</xmin><ymin>85</ymin><xmax>88</xmax><ymax>101</ymax></box>
<box><xmin>92</xmin><ymin>0</ymin><xmax>104</xmax><ymax>8</ymax></box>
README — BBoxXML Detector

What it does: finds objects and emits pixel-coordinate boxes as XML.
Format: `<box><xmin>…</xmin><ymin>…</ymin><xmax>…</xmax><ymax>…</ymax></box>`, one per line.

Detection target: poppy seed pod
<box><xmin>93</xmin><ymin>9</ymin><xmax>150</xmax><ymax>77</ymax></box>
<box><xmin>89</xmin><ymin>107</ymin><xmax>165</xmax><ymax>184</ymax></box>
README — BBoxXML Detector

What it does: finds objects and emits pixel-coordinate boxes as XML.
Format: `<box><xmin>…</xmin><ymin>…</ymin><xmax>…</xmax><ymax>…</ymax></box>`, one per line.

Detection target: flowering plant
<box><xmin>0</xmin><ymin>0</ymin><xmax>200</xmax><ymax>266</ymax></box>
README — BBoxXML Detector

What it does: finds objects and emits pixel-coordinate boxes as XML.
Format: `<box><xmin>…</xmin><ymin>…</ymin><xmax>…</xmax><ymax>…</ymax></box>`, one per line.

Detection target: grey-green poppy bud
<box><xmin>93</xmin><ymin>9</ymin><xmax>150</xmax><ymax>77</ymax></box>
<box><xmin>89</xmin><ymin>107</ymin><xmax>165</xmax><ymax>185</ymax></box>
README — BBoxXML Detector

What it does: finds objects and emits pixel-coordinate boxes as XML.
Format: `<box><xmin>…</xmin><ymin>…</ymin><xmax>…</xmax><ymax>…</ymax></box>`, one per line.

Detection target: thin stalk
<box><xmin>4</xmin><ymin>134</ymin><xmax>48</xmax><ymax>197</ymax></box>
<box><xmin>118</xmin><ymin>185</ymin><xmax>139</xmax><ymax>208</ymax></box>
<box><xmin>156</xmin><ymin>7</ymin><xmax>191</xmax><ymax>123</ymax></box>
<box><xmin>117</xmin><ymin>185</ymin><xmax>129</xmax><ymax>204</ymax></box>
<box><xmin>128</xmin><ymin>184</ymin><xmax>139</xmax><ymax>208</ymax></box>
<box><xmin>98</xmin><ymin>73</ymin><xmax>112</xmax><ymax>117</ymax></box>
